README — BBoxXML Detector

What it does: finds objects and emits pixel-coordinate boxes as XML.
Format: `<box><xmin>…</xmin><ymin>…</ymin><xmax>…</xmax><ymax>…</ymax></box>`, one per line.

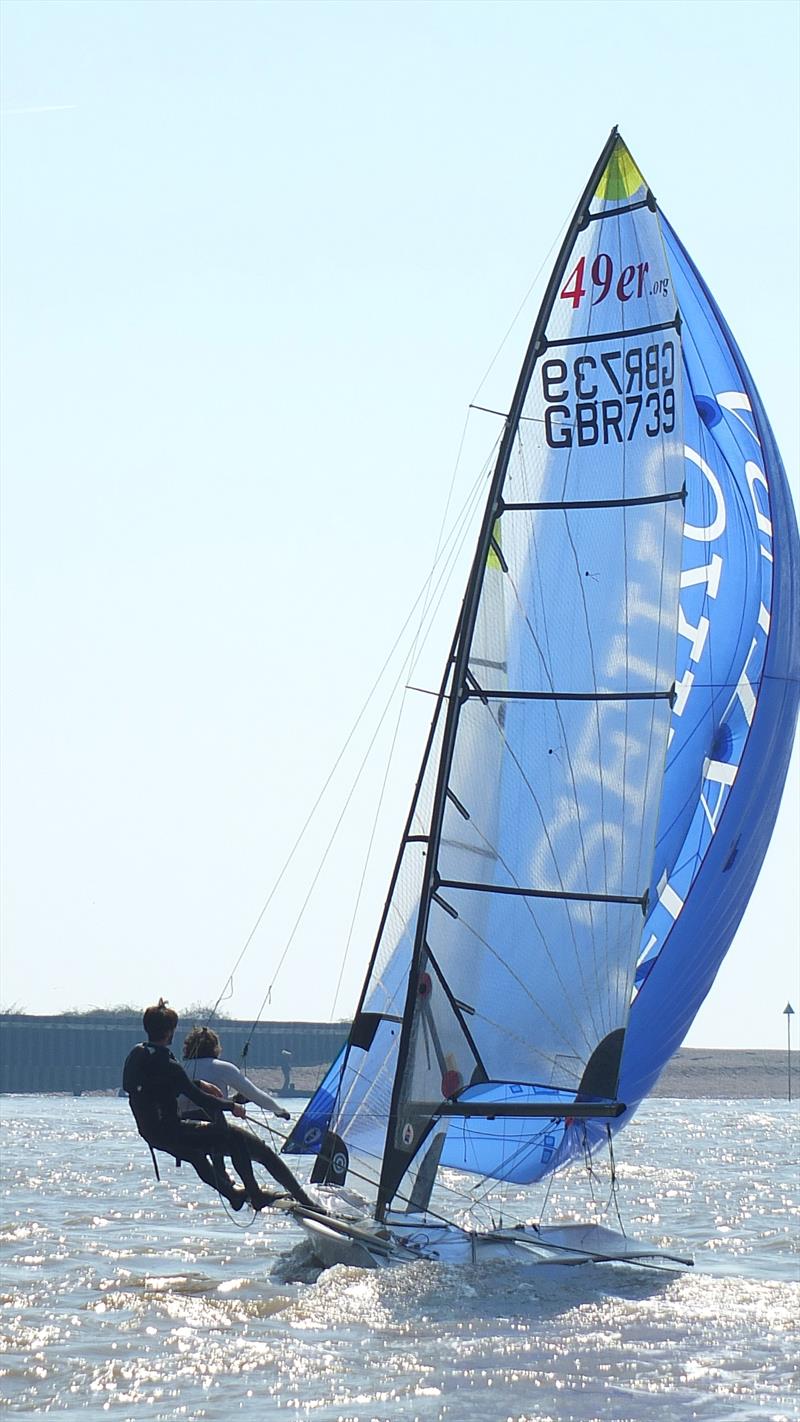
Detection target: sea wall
<box><xmin>0</xmin><ymin>1015</ymin><xmax>347</xmax><ymax>1094</ymax></box>
<box><xmin>0</xmin><ymin>1015</ymin><xmax>796</xmax><ymax>1097</ymax></box>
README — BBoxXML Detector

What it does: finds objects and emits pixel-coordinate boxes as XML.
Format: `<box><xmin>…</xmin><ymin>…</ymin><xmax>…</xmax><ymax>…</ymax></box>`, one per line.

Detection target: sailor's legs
<box><xmin>181</xmin><ymin>1149</ymin><xmax>246</xmax><ymax>1206</ymax></box>
<box><xmin>222</xmin><ymin>1123</ymin><xmax>319</xmax><ymax>1210</ymax></box>
<box><xmin>165</xmin><ymin>1120</ymin><xmax>318</xmax><ymax>1210</ymax></box>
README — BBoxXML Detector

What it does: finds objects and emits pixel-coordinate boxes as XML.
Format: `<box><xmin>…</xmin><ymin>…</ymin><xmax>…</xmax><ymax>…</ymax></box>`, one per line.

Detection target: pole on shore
<box><xmin>784</xmin><ymin>1004</ymin><xmax>795</xmax><ymax>1102</ymax></box>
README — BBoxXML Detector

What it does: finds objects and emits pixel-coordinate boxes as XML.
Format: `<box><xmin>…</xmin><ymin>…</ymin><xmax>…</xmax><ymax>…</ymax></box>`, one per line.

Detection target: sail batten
<box><xmin>437</xmin><ymin>878</ymin><xmax>647</xmax><ymax>909</ymax></box>
<box><xmin>502</xmin><ymin>490</ymin><xmax>685</xmax><ymax>511</ymax></box>
<box><xmin>549</xmin><ymin>316</ymin><xmax>679</xmax><ymax>347</ymax></box>
<box><xmin>417</xmin><ymin>1100</ymin><xmax>626</xmax><ymax>1120</ymax></box>
<box><xmin>461</xmin><ymin>689</ymin><xmax>674</xmax><ymax>702</ymax></box>
<box><xmin>585</xmin><ymin>196</ymin><xmax>654</xmax><ymax>223</ymax></box>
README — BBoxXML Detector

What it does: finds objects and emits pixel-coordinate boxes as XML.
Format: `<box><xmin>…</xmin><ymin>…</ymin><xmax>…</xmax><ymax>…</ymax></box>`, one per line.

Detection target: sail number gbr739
<box><xmin>542</xmin><ymin>340</ymin><xmax>675</xmax><ymax>449</ymax></box>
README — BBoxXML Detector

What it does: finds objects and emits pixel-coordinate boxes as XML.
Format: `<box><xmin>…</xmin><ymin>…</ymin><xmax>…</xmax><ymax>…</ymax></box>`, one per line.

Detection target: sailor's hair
<box><xmin>182</xmin><ymin>1025</ymin><xmax>221</xmax><ymax>1060</ymax></box>
<box><xmin>142</xmin><ymin>998</ymin><xmax>178</xmax><ymax>1039</ymax></box>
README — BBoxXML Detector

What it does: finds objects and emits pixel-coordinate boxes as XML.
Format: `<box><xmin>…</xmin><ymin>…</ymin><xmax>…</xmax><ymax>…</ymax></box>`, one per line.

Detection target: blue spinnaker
<box><xmin>285</xmin><ymin>136</ymin><xmax>799</xmax><ymax>1201</ymax></box>
<box><xmin>613</xmin><ymin>216</ymin><xmax>800</xmax><ymax>1111</ymax></box>
<box><xmin>284</xmin><ymin>1047</ymin><xmax>346</xmax><ymax>1158</ymax></box>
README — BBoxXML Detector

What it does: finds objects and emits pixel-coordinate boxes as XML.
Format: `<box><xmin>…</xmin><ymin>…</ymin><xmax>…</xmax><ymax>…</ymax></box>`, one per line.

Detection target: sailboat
<box><xmin>279</xmin><ymin>129</ymin><xmax>800</xmax><ymax>1270</ymax></box>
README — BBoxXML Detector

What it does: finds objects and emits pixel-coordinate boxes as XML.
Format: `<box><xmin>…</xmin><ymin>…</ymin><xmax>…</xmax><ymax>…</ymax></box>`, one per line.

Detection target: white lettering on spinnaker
<box><xmin>646</xmin><ymin>386</ymin><xmax>773</xmax><ymax>983</ymax></box>
<box><xmin>683</xmin><ymin>446</ymin><xmax>727</xmax><ymax>542</ymax></box>
<box><xmin>720</xmin><ymin>636</ymin><xmax>760</xmax><ymax>728</ymax></box>
<box><xmin>717</xmin><ymin>391</ymin><xmax>761</xmax><ymax>446</ymax></box>
<box><xmin>700</xmin><ymin>757</ymin><xmax>739</xmax><ymax>833</ymax></box>
<box><xmin>745</xmin><ymin>460</ymin><xmax>772</xmax><ymax>536</ymax></box>
<box><xmin>632</xmin><ymin>932</ymin><xmax>659</xmax><ymax>999</ymax></box>
<box><xmin>677</xmin><ymin>605</ymin><xmax>710</xmax><ymax>664</ymax></box>
<box><xmin>658</xmin><ymin>881</ymin><xmax>684</xmax><ymax>919</ymax></box>
<box><xmin>549</xmin><ymin>500</ymin><xmax>677</xmax><ymax>912</ymax></box>
<box><xmin>673</xmin><ymin>554</ymin><xmax>722</xmax><ymax>722</ymax></box>
<box><xmin>680</xmin><ymin>552</ymin><xmax>722</xmax><ymax>598</ymax></box>
<box><xmin>672</xmin><ymin>666</ymin><xmax>695</xmax><ymax>719</ymax></box>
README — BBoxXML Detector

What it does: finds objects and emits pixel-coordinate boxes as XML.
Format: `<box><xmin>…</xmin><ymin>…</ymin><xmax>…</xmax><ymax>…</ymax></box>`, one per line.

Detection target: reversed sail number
<box><xmin>542</xmin><ymin>341</ymin><xmax>675</xmax><ymax>448</ymax></box>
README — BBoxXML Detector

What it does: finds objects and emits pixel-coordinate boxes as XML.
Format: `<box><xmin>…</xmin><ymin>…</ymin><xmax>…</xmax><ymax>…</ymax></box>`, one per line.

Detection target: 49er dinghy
<box><xmin>280</xmin><ymin>130</ymin><xmax>799</xmax><ymax>1271</ymax></box>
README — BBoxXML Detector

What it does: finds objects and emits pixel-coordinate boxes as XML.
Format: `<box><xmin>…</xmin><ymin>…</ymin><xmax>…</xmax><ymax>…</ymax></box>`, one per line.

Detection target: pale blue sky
<box><xmin>1</xmin><ymin>0</ymin><xmax>798</xmax><ymax>1048</ymax></box>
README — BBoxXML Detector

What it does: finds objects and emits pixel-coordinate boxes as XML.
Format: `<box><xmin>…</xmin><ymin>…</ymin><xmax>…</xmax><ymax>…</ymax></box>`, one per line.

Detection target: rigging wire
<box><xmin>327</xmin><ymin>407</ymin><xmax>479</xmax><ymax>1018</ymax></box>
<box><xmin>208</xmin><ymin>187</ymin><xmax>580</xmax><ymax>1035</ymax></box>
<box><xmin>328</xmin><ymin>443</ymin><xmax>498</xmax><ymax>1021</ymax></box>
<box><xmin>250</xmin><ymin>466</ymin><xmax>491</xmax><ymax>1023</ymax></box>
<box><xmin>205</xmin><ymin>447</ymin><xmax>494</xmax><ymax>1028</ymax></box>
<box><xmin>606</xmin><ymin>1123</ymin><xmax>626</xmax><ymax>1235</ymax></box>
<box><xmin>462</xmin><ymin>1118</ymin><xmax>625</xmax><ymax>1237</ymax></box>
<box><xmin>537</xmin><ymin>1152</ymin><xmax>560</xmax><ymax>1225</ymax></box>
<box><xmin>244</xmin><ymin>1112</ymin><xmax>539</xmax><ymax>1234</ymax></box>
<box><xmin>218</xmin><ymin>1110</ymin><xmax>627</xmax><ymax>1248</ymax></box>
<box><xmin>469</xmin><ymin>203</ymin><xmax>575</xmax><ymax>407</ymax></box>
<box><xmin>244</xmin><ymin>462</ymin><xmax>493</xmax><ymax>1048</ymax></box>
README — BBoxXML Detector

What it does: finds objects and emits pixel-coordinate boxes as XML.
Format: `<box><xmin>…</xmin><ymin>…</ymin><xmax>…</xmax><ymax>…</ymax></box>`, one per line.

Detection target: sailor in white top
<box><xmin>175</xmin><ymin>1023</ymin><xmax>323</xmax><ymax>1209</ymax></box>
<box><xmin>178</xmin><ymin>1025</ymin><xmax>291</xmax><ymax>1123</ymax></box>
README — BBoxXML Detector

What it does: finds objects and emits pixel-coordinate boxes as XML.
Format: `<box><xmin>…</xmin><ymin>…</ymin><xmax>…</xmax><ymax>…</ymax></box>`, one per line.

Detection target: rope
<box><xmin>469</xmin><ymin>200</ymin><xmax>575</xmax><ymax>407</ymax></box>
<box><xmin>234</xmin><ymin>456</ymin><xmax>496</xmax><ymax>1058</ymax></box>
<box><xmin>606</xmin><ymin>1124</ymin><xmax>626</xmax><ymax>1235</ymax></box>
<box><xmin>206</xmin><ymin>442</ymin><xmax>496</xmax><ymax>1041</ymax></box>
<box><xmin>328</xmin><ymin>456</ymin><xmax>494</xmax><ymax>1021</ymax></box>
<box><xmin>245</xmin><ymin>1113</ymin><xmax>530</xmax><ymax>1234</ymax></box>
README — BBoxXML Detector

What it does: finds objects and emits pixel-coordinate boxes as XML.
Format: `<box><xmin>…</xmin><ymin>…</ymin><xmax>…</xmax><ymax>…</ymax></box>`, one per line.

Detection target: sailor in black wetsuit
<box><xmin>122</xmin><ymin>999</ymin><xmax>319</xmax><ymax>1212</ymax></box>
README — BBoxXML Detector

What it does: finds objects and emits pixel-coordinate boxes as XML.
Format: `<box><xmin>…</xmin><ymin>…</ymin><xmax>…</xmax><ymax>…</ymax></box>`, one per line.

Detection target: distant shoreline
<box><xmin>3</xmin><ymin>1015</ymin><xmax>797</xmax><ymax>1100</ymax></box>
<box><xmin>246</xmin><ymin>1048</ymin><xmax>800</xmax><ymax>1101</ymax></box>
<box><xmin>3</xmin><ymin>1048</ymin><xmax>797</xmax><ymax>1102</ymax></box>
<box><xmin>649</xmin><ymin>1048</ymin><xmax>799</xmax><ymax>1100</ymax></box>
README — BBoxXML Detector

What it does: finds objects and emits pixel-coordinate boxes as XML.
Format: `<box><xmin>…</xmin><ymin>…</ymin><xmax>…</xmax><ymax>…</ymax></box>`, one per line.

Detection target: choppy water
<box><xmin>1</xmin><ymin>1096</ymin><xmax>797</xmax><ymax>1421</ymax></box>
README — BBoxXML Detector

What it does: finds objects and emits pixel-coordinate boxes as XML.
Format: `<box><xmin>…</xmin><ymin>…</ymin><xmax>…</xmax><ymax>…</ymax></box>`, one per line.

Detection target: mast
<box><xmin>375</xmin><ymin>128</ymin><xmax>625</xmax><ymax>1219</ymax></box>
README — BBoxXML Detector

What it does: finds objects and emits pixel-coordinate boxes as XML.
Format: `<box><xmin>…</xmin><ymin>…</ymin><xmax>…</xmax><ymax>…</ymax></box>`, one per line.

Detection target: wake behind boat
<box><xmin>275</xmin><ymin>129</ymin><xmax>799</xmax><ymax>1273</ymax></box>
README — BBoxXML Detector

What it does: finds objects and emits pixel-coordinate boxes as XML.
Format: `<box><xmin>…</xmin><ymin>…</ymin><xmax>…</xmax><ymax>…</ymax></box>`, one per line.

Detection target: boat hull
<box><xmin>293</xmin><ymin>1208</ymin><xmax>692</xmax><ymax>1272</ymax></box>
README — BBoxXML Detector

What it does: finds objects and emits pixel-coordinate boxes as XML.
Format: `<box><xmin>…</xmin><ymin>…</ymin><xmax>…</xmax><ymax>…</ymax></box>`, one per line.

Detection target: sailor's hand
<box><xmin>231</xmin><ymin>1101</ymin><xmax>247</xmax><ymax>1119</ymax></box>
<box><xmin>278</xmin><ymin>1108</ymin><xmax>291</xmax><ymax>1122</ymax></box>
<box><xmin>200</xmin><ymin>1081</ymin><xmax>223</xmax><ymax>1098</ymax></box>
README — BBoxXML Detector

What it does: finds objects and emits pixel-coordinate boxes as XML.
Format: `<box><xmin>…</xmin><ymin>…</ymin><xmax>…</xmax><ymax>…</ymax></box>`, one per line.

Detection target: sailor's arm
<box><xmin>214</xmin><ymin>1060</ymin><xmax>291</xmax><ymax>1120</ymax></box>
